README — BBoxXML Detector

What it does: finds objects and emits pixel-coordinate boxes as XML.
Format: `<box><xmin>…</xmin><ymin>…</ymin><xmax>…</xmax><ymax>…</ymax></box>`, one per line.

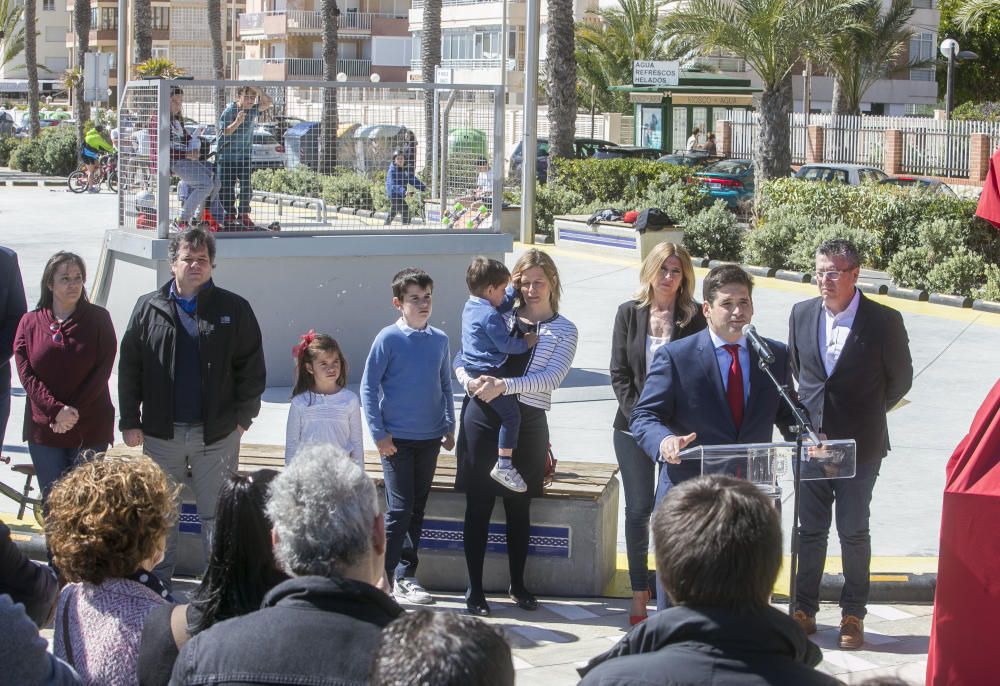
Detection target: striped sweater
<box><xmin>455</xmin><ymin>312</ymin><xmax>578</xmax><ymax>410</ymax></box>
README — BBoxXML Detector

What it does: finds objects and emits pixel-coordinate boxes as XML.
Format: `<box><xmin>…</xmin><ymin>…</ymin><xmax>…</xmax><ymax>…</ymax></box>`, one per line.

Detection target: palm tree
<box><xmin>73</xmin><ymin>0</ymin><xmax>91</xmax><ymax>160</ymax></box>
<box><xmin>546</xmin><ymin>0</ymin><xmax>577</xmax><ymax>159</ymax></box>
<box><xmin>134</xmin><ymin>0</ymin><xmax>152</xmax><ymax>63</ymax></box>
<box><xmin>957</xmin><ymin>0</ymin><xmax>1000</xmax><ymax>29</ymax></box>
<box><xmin>659</xmin><ymin>0</ymin><xmax>853</xmax><ymax>180</ymax></box>
<box><xmin>421</xmin><ymin>0</ymin><xmax>441</xmax><ymax>170</ymax></box>
<box><xmin>21</xmin><ymin>0</ymin><xmax>40</xmax><ymax>139</ymax></box>
<box><xmin>575</xmin><ymin>0</ymin><xmax>681</xmax><ymax>114</ymax></box>
<box><xmin>319</xmin><ymin>0</ymin><xmax>340</xmax><ymax>174</ymax></box>
<box><xmin>208</xmin><ymin>0</ymin><xmax>225</xmax><ymax>119</ymax></box>
<box><xmin>826</xmin><ymin>0</ymin><xmax>916</xmax><ymax>116</ymax></box>
<box><xmin>0</xmin><ymin>0</ymin><xmax>26</xmax><ymax>74</ymax></box>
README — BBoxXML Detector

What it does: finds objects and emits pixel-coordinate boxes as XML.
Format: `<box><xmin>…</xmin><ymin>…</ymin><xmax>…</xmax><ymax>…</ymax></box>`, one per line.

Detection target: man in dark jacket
<box><xmin>0</xmin><ymin>246</ymin><xmax>27</xmax><ymax>448</ymax></box>
<box><xmin>171</xmin><ymin>445</ymin><xmax>403</xmax><ymax>685</ymax></box>
<box><xmin>118</xmin><ymin>227</ymin><xmax>265</xmax><ymax>587</ymax></box>
<box><xmin>384</xmin><ymin>149</ymin><xmax>426</xmax><ymax>225</ymax></box>
<box><xmin>578</xmin><ymin>475</ymin><xmax>840</xmax><ymax>686</ymax></box>
<box><xmin>0</xmin><ymin>522</ymin><xmax>58</xmax><ymax>627</ymax></box>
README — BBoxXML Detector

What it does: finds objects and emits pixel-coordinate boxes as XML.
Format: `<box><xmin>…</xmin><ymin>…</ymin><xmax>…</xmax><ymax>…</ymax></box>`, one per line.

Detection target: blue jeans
<box><xmin>0</xmin><ymin>363</ymin><xmax>10</xmax><ymax>448</ymax></box>
<box><xmin>795</xmin><ymin>458</ymin><xmax>881</xmax><ymax>619</ymax></box>
<box><xmin>381</xmin><ymin>437</ymin><xmax>440</xmax><ymax>583</ymax></box>
<box><xmin>173</xmin><ymin>158</ymin><xmax>222</xmax><ymax>223</ymax></box>
<box><xmin>217</xmin><ymin>157</ymin><xmax>252</xmax><ymax>217</ymax></box>
<box><xmin>29</xmin><ymin>443</ymin><xmax>109</xmax><ymax>503</ymax></box>
<box><xmin>614</xmin><ymin>430</ymin><xmax>658</xmax><ymax>592</ymax></box>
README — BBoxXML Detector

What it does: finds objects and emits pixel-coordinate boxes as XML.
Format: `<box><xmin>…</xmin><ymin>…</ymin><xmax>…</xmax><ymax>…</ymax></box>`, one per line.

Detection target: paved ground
<box><xmin>4</xmin><ymin>185</ymin><xmax>998</xmax><ymax>684</ymax></box>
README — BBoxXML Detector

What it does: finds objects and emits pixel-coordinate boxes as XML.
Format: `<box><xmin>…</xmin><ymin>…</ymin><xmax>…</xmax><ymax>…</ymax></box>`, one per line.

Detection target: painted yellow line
<box><xmin>513</xmin><ymin>242</ymin><xmax>1000</xmax><ymax>328</ymax></box>
<box><xmin>871</xmin><ymin>574</ymin><xmax>911</xmax><ymax>582</ymax></box>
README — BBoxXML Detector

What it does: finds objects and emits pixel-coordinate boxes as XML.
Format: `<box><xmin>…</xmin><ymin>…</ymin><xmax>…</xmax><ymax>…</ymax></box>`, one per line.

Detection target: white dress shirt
<box><xmin>819</xmin><ymin>288</ymin><xmax>861</xmax><ymax>375</ymax></box>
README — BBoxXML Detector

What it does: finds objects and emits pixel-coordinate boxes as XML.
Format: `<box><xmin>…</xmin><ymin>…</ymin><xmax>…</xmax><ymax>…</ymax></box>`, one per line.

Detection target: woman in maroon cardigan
<box><xmin>13</xmin><ymin>252</ymin><xmax>116</xmax><ymax>502</ymax></box>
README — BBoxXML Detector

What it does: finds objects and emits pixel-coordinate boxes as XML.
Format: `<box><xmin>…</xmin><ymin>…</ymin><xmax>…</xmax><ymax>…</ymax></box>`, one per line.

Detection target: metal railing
<box><xmin>411</xmin><ymin>57</ymin><xmax>524</xmax><ymax>72</ymax></box>
<box><xmin>412</xmin><ymin>0</ymin><xmax>523</xmax><ymax>7</ymax></box>
<box><xmin>239</xmin><ymin>58</ymin><xmax>373</xmax><ymax>79</ymax></box>
<box><xmin>238</xmin><ymin>10</ymin><xmax>405</xmax><ymax>36</ymax></box>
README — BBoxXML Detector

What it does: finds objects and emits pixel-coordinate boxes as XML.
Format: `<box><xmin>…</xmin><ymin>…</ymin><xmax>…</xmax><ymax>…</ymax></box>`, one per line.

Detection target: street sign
<box><xmin>632</xmin><ymin>60</ymin><xmax>679</xmax><ymax>87</ymax></box>
<box><xmin>83</xmin><ymin>52</ymin><xmax>112</xmax><ymax>103</ymax></box>
<box><xmin>434</xmin><ymin>67</ymin><xmax>454</xmax><ymax>84</ymax></box>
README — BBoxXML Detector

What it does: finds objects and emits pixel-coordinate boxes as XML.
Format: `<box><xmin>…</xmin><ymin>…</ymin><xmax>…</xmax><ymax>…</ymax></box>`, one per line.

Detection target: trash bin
<box><xmin>352</xmin><ymin>124</ymin><xmax>411</xmax><ymax>175</ymax></box>
<box><xmin>447</xmin><ymin>128</ymin><xmax>488</xmax><ymax>158</ymax></box>
<box><xmin>283</xmin><ymin>121</ymin><xmax>321</xmax><ymax>170</ymax></box>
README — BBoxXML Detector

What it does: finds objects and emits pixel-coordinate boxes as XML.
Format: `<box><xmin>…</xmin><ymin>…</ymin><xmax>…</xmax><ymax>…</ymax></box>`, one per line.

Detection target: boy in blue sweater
<box><xmin>361</xmin><ymin>267</ymin><xmax>454</xmax><ymax>605</ymax></box>
<box><xmin>461</xmin><ymin>257</ymin><xmax>537</xmax><ymax>492</ymax></box>
<box><xmin>385</xmin><ymin>149</ymin><xmax>427</xmax><ymax>225</ymax></box>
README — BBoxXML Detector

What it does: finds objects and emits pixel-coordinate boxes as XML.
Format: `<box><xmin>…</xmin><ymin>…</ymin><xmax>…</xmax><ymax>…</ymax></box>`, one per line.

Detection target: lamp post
<box><xmin>117</xmin><ymin>0</ymin><xmax>127</xmax><ymax>110</ymax></box>
<box><xmin>941</xmin><ymin>38</ymin><xmax>980</xmax><ymax>121</ymax></box>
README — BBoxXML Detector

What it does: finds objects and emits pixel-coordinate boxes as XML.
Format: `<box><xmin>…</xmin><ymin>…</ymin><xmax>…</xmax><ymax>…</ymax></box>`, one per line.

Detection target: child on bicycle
<box><xmin>82</xmin><ymin>126</ymin><xmax>114</xmax><ymax>193</ymax></box>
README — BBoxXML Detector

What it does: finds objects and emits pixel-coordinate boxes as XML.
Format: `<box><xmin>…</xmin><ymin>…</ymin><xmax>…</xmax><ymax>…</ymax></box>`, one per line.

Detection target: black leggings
<box><xmin>463</xmin><ymin>492</ymin><xmax>531</xmax><ymax>595</ymax></box>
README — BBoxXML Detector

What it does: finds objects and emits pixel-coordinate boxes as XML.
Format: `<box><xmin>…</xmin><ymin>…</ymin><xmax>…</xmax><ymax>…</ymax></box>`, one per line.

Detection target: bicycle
<box><xmin>67</xmin><ymin>153</ymin><xmax>118</xmax><ymax>194</ymax></box>
<box><xmin>0</xmin><ymin>455</ymin><xmax>43</xmax><ymax>526</ymax></box>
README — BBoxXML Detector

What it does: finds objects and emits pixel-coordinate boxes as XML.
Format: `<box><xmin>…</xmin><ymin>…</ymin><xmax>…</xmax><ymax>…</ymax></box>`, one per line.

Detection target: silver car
<box><xmin>794</xmin><ymin>163</ymin><xmax>888</xmax><ymax>185</ymax></box>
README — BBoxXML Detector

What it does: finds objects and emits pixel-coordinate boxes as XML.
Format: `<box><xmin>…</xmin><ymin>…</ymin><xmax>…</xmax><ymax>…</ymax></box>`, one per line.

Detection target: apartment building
<box><xmin>0</xmin><ymin>0</ymin><xmax>70</xmax><ymax>95</ymax></box>
<box><xmin>407</xmin><ymin>0</ymin><xmax>599</xmax><ymax>103</ymax></box>
<box><xmin>65</xmin><ymin>0</ymin><xmax>246</xmax><ymax>102</ymax></box>
<box><xmin>237</xmin><ymin>0</ymin><xmax>413</xmax><ymax>83</ymax></box>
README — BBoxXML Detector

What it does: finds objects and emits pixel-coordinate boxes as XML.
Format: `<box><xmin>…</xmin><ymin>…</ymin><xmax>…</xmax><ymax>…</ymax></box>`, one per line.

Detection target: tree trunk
<box><xmin>208</xmin><ymin>0</ymin><xmax>225</xmax><ymax>121</ymax></box>
<box><xmin>24</xmin><ymin>0</ymin><xmax>40</xmax><ymax>139</ymax></box>
<box><xmin>754</xmin><ymin>76</ymin><xmax>792</xmax><ymax>180</ymax></box>
<box><xmin>134</xmin><ymin>0</ymin><xmax>152</xmax><ymax>63</ymax></box>
<box><xmin>545</xmin><ymin>0</ymin><xmax>576</xmax><ymax>161</ymax></box>
<box><xmin>421</xmin><ymin>0</ymin><xmax>441</xmax><ymax>175</ymax></box>
<box><xmin>831</xmin><ymin>77</ymin><xmax>850</xmax><ymax>117</ymax></box>
<box><xmin>73</xmin><ymin>0</ymin><xmax>90</xmax><ymax>161</ymax></box>
<box><xmin>320</xmin><ymin>0</ymin><xmax>339</xmax><ymax>174</ymax></box>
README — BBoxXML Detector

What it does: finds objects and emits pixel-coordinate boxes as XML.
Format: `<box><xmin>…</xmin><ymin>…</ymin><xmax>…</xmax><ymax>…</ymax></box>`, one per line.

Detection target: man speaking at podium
<box><xmin>631</xmin><ymin>265</ymin><xmax>795</xmax><ymax>610</ymax></box>
<box><xmin>788</xmin><ymin>239</ymin><xmax>912</xmax><ymax>650</ymax></box>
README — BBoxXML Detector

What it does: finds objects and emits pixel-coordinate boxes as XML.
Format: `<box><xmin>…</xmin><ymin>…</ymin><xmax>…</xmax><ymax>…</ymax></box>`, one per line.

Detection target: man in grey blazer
<box><xmin>788</xmin><ymin>239</ymin><xmax>912</xmax><ymax>650</ymax></box>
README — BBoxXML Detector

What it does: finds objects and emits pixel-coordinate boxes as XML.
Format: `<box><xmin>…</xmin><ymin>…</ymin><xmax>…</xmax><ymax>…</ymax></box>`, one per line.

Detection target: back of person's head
<box><xmin>45</xmin><ymin>455</ymin><xmax>178</xmax><ymax>585</ymax></box>
<box><xmin>652</xmin><ymin>475</ymin><xmax>781</xmax><ymax>611</ymax></box>
<box><xmin>857</xmin><ymin>679</ymin><xmax>912</xmax><ymax>686</ymax></box>
<box><xmin>168</xmin><ymin>226</ymin><xmax>217</xmax><ymax>265</ymax></box>
<box><xmin>391</xmin><ymin>267</ymin><xmax>433</xmax><ymax>300</ymax></box>
<box><xmin>267</xmin><ymin>446</ymin><xmax>379</xmax><ymax>578</ymax></box>
<box><xmin>189</xmin><ymin>470</ymin><xmax>288</xmax><ymax>634</ymax></box>
<box><xmin>37</xmin><ymin>251</ymin><xmax>89</xmax><ymax>310</ymax></box>
<box><xmin>291</xmin><ymin>331</ymin><xmax>349</xmax><ymax>396</ymax></box>
<box><xmin>370</xmin><ymin>609</ymin><xmax>514</xmax><ymax>686</ymax></box>
<box><xmin>466</xmin><ymin>256</ymin><xmax>510</xmax><ymax>295</ymax></box>
<box><xmin>702</xmin><ymin>264</ymin><xmax>754</xmax><ymax>304</ymax></box>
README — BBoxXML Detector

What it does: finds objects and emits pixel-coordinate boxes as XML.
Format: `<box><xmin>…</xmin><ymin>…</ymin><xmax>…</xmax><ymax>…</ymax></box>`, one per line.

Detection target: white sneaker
<box><xmin>490</xmin><ymin>464</ymin><xmax>527</xmax><ymax>492</ymax></box>
<box><xmin>394</xmin><ymin>578</ymin><xmax>434</xmax><ymax>605</ymax></box>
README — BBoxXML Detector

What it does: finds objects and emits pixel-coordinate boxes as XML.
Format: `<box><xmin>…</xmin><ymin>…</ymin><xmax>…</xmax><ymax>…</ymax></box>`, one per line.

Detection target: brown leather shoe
<box><xmin>839</xmin><ymin>615</ymin><xmax>864</xmax><ymax>649</ymax></box>
<box><xmin>793</xmin><ymin>610</ymin><xmax>816</xmax><ymax>635</ymax></box>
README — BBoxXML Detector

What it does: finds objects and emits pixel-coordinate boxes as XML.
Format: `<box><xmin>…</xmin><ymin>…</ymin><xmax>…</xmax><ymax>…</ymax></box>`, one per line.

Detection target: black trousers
<box><xmin>385</xmin><ymin>197</ymin><xmax>410</xmax><ymax>225</ymax></box>
<box><xmin>463</xmin><ymin>493</ymin><xmax>531</xmax><ymax>595</ymax></box>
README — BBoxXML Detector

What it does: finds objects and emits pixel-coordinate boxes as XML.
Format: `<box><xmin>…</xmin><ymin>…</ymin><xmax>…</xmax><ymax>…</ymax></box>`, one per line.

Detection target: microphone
<box><xmin>741</xmin><ymin>324</ymin><xmax>775</xmax><ymax>365</ymax></box>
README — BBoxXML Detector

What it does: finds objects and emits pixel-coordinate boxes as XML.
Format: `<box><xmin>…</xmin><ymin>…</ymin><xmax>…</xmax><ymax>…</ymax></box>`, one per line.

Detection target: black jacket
<box><xmin>610</xmin><ymin>299</ymin><xmax>707</xmax><ymax>431</ymax></box>
<box><xmin>788</xmin><ymin>292</ymin><xmax>912</xmax><ymax>464</ymax></box>
<box><xmin>118</xmin><ymin>280</ymin><xmax>266</xmax><ymax>445</ymax></box>
<box><xmin>170</xmin><ymin>575</ymin><xmax>404</xmax><ymax>686</ymax></box>
<box><xmin>0</xmin><ymin>246</ymin><xmax>27</xmax><ymax>368</ymax></box>
<box><xmin>578</xmin><ymin>605</ymin><xmax>842</xmax><ymax>686</ymax></box>
<box><xmin>0</xmin><ymin>522</ymin><xmax>58</xmax><ymax>627</ymax></box>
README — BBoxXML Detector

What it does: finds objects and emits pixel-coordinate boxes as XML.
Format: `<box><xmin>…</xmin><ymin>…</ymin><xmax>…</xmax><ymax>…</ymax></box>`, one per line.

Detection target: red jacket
<box><xmin>13</xmin><ymin>301</ymin><xmax>116</xmax><ymax>448</ymax></box>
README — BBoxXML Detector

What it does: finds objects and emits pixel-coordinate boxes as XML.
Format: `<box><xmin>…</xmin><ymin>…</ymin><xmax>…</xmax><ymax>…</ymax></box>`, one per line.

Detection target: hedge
<box><xmin>6</xmin><ymin>126</ymin><xmax>79</xmax><ymax>176</ymax></box>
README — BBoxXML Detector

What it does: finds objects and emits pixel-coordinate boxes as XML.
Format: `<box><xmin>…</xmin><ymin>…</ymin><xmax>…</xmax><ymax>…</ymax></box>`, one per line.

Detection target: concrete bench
<box><xmin>106</xmin><ymin>443</ymin><xmax>620</xmax><ymax>596</ymax></box>
<box><xmin>554</xmin><ymin>214</ymin><xmax>684</xmax><ymax>261</ymax></box>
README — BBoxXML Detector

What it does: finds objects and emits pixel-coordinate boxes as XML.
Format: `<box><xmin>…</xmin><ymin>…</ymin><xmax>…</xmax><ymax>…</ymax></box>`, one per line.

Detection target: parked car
<box><xmin>211</xmin><ymin>127</ymin><xmax>285</xmax><ymax>169</ymax></box>
<box><xmin>692</xmin><ymin>158</ymin><xmax>755</xmax><ymax>208</ymax></box>
<box><xmin>794</xmin><ymin>163</ymin><xmax>887</xmax><ymax>185</ymax></box>
<box><xmin>657</xmin><ymin>151</ymin><xmax>715</xmax><ymax>168</ymax></box>
<box><xmin>509</xmin><ymin>137</ymin><xmax>617</xmax><ymax>182</ymax></box>
<box><xmin>592</xmin><ymin>145</ymin><xmax>663</xmax><ymax>160</ymax></box>
<box><xmin>879</xmin><ymin>175</ymin><xmax>957</xmax><ymax>197</ymax></box>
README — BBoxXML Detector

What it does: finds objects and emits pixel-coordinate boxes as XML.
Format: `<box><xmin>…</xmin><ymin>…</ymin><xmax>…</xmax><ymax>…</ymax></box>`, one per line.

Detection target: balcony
<box><xmin>412</xmin><ymin>0</ymin><xmax>523</xmax><ymax>6</ymax></box>
<box><xmin>238</xmin><ymin>11</ymin><xmax>406</xmax><ymax>39</ymax></box>
<box><xmin>238</xmin><ymin>57</ymin><xmax>372</xmax><ymax>80</ymax></box>
<box><xmin>410</xmin><ymin>57</ymin><xmax>524</xmax><ymax>71</ymax></box>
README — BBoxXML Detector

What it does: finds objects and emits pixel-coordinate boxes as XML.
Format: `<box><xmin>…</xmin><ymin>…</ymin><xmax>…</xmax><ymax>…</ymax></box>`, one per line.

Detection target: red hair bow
<box><xmin>292</xmin><ymin>329</ymin><xmax>317</xmax><ymax>358</ymax></box>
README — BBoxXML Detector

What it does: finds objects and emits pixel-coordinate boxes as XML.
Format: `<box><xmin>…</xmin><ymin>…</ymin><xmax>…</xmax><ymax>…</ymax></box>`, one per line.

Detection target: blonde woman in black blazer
<box><xmin>610</xmin><ymin>243</ymin><xmax>706</xmax><ymax>625</ymax></box>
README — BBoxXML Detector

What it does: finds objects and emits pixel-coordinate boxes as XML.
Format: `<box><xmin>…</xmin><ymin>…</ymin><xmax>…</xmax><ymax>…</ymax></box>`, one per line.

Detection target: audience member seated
<box><xmin>1</xmin><ymin>520</ymin><xmax>58</xmax><ymax>627</ymax></box>
<box><xmin>170</xmin><ymin>446</ymin><xmax>404</xmax><ymax>685</ymax></box>
<box><xmin>371</xmin><ymin>609</ymin><xmax>514</xmax><ymax>686</ymax></box>
<box><xmin>0</xmin><ymin>594</ymin><xmax>82</xmax><ymax>686</ymax></box>
<box><xmin>578</xmin><ymin>475</ymin><xmax>840</xmax><ymax>686</ymax></box>
<box><xmin>137</xmin><ymin>470</ymin><xmax>288</xmax><ymax>685</ymax></box>
<box><xmin>47</xmin><ymin>455</ymin><xmax>177</xmax><ymax>686</ymax></box>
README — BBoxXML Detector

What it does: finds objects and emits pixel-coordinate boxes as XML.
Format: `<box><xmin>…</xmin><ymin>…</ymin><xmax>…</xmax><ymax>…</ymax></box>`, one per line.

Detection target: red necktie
<box><xmin>724</xmin><ymin>344</ymin><xmax>744</xmax><ymax>430</ymax></box>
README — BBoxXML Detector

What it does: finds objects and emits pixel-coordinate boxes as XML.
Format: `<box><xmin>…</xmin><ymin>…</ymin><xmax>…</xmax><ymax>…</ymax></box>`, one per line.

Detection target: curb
<box><xmin>822</xmin><ymin>572</ymin><xmax>936</xmax><ymax>604</ymax></box>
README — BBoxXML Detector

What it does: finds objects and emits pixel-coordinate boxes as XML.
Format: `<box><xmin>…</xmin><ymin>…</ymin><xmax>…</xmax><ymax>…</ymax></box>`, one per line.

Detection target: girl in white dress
<box><xmin>285</xmin><ymin>331</ymin><xmax>364</xmax><ymax>466</ymax></box>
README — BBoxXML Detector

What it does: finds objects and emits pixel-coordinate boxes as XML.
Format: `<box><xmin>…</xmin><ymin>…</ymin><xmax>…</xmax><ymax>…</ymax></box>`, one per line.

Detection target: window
<box><xmin>152</xmin><ymin>46</ymin><xmax>169</xmax><ymax>60</ymax></box>
<box><xmin>909</xmin><ymin>32</ymin><xmax>935</xmax><ymax>81</ymax></box>
<box><xmin>42</xmin><ymin>0</ymin><xmax>55</xmax><ymax>10</ymax></box>
<box><xmin>152</xmin><ymin>7</ymin><xmax>170</xmax><ymax>30</ymax></box>
<box><xmin>911</xmin><ymin>0</ymin><xmax>932</xmax><ymax>7</ymax></box>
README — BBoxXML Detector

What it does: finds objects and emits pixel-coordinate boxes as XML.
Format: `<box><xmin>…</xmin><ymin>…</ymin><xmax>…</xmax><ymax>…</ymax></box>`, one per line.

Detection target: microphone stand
<box><xmin>755</xmin><ymin>356</ymin><xmax>819</xmax><ymax>617</ymax></box>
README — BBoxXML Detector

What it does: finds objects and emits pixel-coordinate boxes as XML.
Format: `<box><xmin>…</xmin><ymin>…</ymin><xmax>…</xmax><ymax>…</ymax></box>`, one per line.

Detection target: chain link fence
<box><xmin>117</xmin><ymin>79</ymin><xmax>505</xmax><ymax>237</ymax></box>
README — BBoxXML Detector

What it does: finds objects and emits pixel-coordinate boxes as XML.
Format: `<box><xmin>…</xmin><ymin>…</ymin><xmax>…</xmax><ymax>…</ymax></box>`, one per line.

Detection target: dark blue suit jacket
<box><xmin>0</xmin><ymin>247</ymin><xmax>27</xmax><ymax>370</ymax></box>
<box><xmin>630</xmin><ymin>327</ymin><xmax>795</xmax><ymax>486</ymax></box>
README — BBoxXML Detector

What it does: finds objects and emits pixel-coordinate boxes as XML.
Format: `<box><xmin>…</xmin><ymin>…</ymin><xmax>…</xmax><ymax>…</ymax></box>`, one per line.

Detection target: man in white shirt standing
<box><xmin>787</xmin><ymin>239</ymin><xmax>913</xmax><ymax>650</ymax></box>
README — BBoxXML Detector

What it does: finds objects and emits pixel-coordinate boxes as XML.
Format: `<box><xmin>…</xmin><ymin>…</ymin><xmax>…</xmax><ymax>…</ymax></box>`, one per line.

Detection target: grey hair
<box><xmin>816</xmin><ymin>239</ymin><xmax>860</xmax><ymax>269</ymax></box>
<box><xmin>266</xmin><ymin>445</ymin><xmax>378</xmax><ymax>578</ymax></box>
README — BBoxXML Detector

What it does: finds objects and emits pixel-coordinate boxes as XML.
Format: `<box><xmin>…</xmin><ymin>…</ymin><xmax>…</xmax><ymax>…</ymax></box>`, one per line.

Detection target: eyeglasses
<box><xmin>49</xmin><ymin>320</ymin><xmax>64</xmax><ymax>344</ymax></box>
<box><xmin>814</xmin><ymin>269</ymin><xmax>854</xmax><ymax>282</ymax></box>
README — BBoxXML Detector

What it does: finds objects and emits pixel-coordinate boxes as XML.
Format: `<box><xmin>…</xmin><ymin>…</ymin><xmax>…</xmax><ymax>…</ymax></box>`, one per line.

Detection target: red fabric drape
<box><xmin>927</xmin><ymin>379</ymin><xmax>1000</xmax><ymax>685</ymax></box>
<box><xmin>975</xmin><ymin>149</ymin><xmax>1000</xmax><ymax>230</ymax></box>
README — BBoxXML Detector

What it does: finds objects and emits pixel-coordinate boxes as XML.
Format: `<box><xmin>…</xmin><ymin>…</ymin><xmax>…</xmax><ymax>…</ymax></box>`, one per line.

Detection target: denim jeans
<box><xmin>217</xmin><ymin>157</ymin><xmax>252</xmax><ymax>217</ymax></box>
<box><xmin>385</xmin><ymin>196</ymin><xmax>410</xmax><ymax>225</ymax></box>
<box><xmin>795</xmin><ymin>458</ymin><xmax>881</xmax><ymax>619</ymax></box>
<box><xmin>381</xmin><ymin>437</ymin><xmax>441</xmax><ymax>583</ymax></box>
<box><xmin>28</xmin><ymin>442</ymin><xmax>109</xmax><ymax>503</ymax></box>
<box><xmin>173</xmin><ymin>158</ymin><xmax>222</xmax><ymax>223</ymax></box>
<box><xmin>614</xmin><ymin>430</ymin><xmax>658</xmax><ymax>592</ymax></box>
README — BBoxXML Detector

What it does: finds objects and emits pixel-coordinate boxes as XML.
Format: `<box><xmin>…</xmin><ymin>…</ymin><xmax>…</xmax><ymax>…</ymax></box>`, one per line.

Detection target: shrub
<box><xmin>742</xmin><ymin>211</ymin><xmax>812</xmax><ymax>269</ymax></box>
<box><xmin>788</xmin><ymin>222</ymin><xmax>877</xmax><ymax>272</ymax></box>
<box><xmin>249</xmin><ymin>166</ymin><xmax>324</xmax><ymax>198</ymax></box>
<box><xmin>322</xmin><ymin>171</ymin><xmax>375</xmax><ymax>210</ymax></box>
<box><xmin>638</xmin><ymin>180</ymin><xmax>707</xmax><ymax>222</ymax></box>
<box><xmin>926</xmin><ymin>247</ymin><xmax>990</xmax><ymax>298</ymax></box>
<box><xmin>682</xmin><ymin>201</ymin><xmax>743</xmax><ymax>260</ymax></box>
<box><xmin>534</xmin><ymin>184</ymin><xmax>586</xmax><ymax>234</ymax></box>
<box><xmin>8</xmin><ymin>127</ymin><xmax>77</xmax><ymax>176</ymax></box>
<box><xmin>0</xmin><ymin>135</ymin><xmax>21</xmax><ymax>166</ymax></box>
<box><xmin>548</xmin><ymin>158</ymin><xmax>688</xmax><ymax>205</ymax></box>
<box><xmin>982</xmin><ymin>265</ymin><xmax>1000</xmax><ymax>302</ymax></box>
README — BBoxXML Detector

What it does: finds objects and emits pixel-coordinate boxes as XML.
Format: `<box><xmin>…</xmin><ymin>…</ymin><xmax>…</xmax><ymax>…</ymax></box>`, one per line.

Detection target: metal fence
<box><xmin>118</xmin><ymin>79</ymin><xmax>505</xmax><ymax>238</ymax></box>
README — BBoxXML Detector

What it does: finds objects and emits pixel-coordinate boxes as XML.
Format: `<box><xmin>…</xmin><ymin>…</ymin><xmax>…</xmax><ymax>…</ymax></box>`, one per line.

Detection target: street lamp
<box><xmin>941</xmin><ymin>38</ymin><xmax>980</xmax><ymax>120</ymax></box>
